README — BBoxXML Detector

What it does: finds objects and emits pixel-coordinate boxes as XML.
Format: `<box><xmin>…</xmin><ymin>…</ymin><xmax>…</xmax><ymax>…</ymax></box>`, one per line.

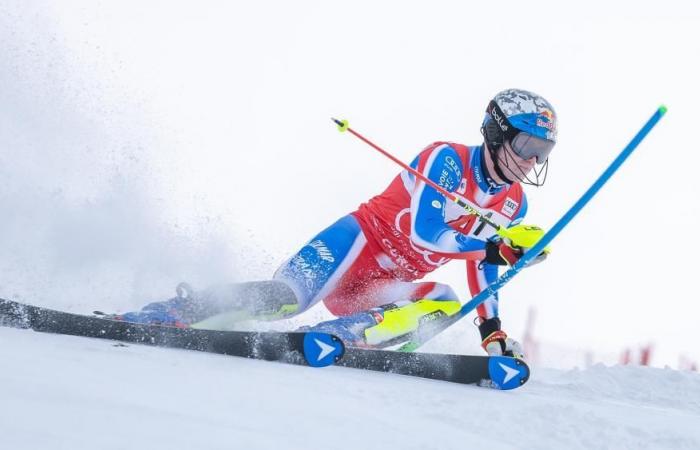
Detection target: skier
<box><xmin>115</xmin><ymin>88</ymin><xmax>557</xmax><ymax>358</ymax></box>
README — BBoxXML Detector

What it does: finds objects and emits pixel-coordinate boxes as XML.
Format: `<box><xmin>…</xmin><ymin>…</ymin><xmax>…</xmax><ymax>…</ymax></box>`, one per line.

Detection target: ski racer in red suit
<box><xmin>116</xmin><ymin>89</ymin><xmax>557</xmax><ymax>358</ymax></box>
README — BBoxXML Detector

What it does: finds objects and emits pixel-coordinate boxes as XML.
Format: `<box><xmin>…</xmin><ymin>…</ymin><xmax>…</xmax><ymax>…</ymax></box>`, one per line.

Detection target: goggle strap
<box><xmin>486</xmin><ymin>101</ymin><xmax>519</xmax><ymax>143</ymax></box>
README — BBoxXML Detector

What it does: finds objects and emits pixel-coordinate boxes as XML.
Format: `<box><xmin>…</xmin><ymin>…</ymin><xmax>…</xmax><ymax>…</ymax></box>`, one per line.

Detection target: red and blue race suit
<box><xmin>274</xmin><ymin>142</ymin><xmax>527</xmax><ymax>320</ymax></box>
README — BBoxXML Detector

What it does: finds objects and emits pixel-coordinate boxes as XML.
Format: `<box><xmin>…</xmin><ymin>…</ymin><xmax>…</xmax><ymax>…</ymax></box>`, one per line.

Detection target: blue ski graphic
<box><xmin>303</xmin><ymin>332</ymin><xmax>345</xmax><ymax>367</ymax></box>
<box><xmin>487</xmin><ymin>356</ymin><xmax>530</xmax><ymax>390</ymax></box>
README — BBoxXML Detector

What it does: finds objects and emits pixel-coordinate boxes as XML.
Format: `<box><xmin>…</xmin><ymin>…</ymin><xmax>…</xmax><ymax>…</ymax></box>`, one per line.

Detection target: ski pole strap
<box><xmin>397</xmin><ymin>105</ymin><xmax>668</xmax><ymax>353</ymax></box>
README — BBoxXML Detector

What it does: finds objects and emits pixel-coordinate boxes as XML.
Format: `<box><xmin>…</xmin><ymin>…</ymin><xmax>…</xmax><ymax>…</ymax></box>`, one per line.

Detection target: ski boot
<box><xmin>302</xmin><ymin>299</ymin><xmax>461</xmax><ymax>347</ymax></box>
<box><xmin>98</xmin><ymin>280</ymin><xmax>301</xmax><ymax>330</ymax></box>
<box><xmin>95</xmin><ymin>282</ymin><xmax>196</xmax><ymax>328</ymax></box>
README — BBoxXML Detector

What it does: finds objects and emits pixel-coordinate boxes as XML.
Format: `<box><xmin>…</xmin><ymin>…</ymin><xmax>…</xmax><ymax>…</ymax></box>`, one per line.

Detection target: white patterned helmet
<box><xmin>481</xmin><ymin>89</ymin><xmax>557</xmax><ymax>164</ymax></box>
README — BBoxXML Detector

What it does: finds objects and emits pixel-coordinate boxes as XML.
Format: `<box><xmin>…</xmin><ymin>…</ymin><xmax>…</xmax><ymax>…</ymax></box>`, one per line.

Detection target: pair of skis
<box><xmin>0</xmin><ymin>298</ymin><xmax>529</xmax><ymax>390</ymax></box>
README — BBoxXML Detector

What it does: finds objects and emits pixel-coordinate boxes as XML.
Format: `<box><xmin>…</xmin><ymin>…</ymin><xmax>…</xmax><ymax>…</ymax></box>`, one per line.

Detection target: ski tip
<box><xmin>658</xmin><ymin>105</ymin><xmax>668</xmax><ymax>116</ymax></box>
<box><xmin>487</xmin><ymin>356</ymin><xmax>530</xmax><ymax>390</ymax></box>
<box><xmin>303</xmin><ymin>332</ymin><xmax>345</xmax><ymax>368</ymax></box>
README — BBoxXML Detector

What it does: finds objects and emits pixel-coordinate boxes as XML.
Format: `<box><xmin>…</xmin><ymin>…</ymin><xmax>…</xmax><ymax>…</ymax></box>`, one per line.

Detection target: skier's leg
<box><xmin>309</xmin><ymin>265</ymin><xmax>463</xmax><ymax>346</ymax></box>
<box><xmin>323</xmin><ymin>277</ymin><xmax>459</xmax><ymax>316</ymax></box>
<box><xmin>272</xmin><ymin>214</ymin><xmax>370</xmax><ymax>314</ymax></box>
<box><xmin>110</xmin><ymin>280</ymin><xmax>299</xmax><ymax>327</ymax></box>
<box><xmin>116</xmin><ymin>214</ymin><xmax>369</xmax><ymax>327</ymax></box>
<box><xmin>185</xmin><ymin>280</ymin><xmax>301</xmax><ymax>328</ymax></box>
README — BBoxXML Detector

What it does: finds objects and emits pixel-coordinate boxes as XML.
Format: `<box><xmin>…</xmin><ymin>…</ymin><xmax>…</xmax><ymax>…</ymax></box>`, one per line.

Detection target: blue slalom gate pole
<box><xmin>399</xmin><ymin>105</ymin><xmax>668</xmax><ymax>352</ymax></box>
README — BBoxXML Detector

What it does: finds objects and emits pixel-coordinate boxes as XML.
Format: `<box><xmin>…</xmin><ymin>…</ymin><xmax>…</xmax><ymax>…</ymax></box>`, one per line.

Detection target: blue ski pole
<box><xmin>397</xmin><ymin>105</ymin><xmax>668</xmax><ymax>352</ymax></box>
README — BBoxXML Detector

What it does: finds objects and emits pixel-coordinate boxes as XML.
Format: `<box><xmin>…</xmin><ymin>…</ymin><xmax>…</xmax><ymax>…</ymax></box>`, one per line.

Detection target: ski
<box><xmin>0</xmin><ymin>298</ymin><xmax>528</xmax><ymax>388</ymax></box>
<box><xmin>0</xmin><ymin>298</ymin><xmax>344</xmax><ymax>368</ymax></box>
<box><xmin>337</xmin><ymin>347</ymin><xmax>530</xmax><ymax>390</ymax></box>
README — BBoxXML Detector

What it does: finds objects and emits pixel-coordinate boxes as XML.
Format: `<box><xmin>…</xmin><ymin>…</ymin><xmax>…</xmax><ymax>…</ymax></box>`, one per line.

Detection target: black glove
<box><xmin>484</xmin><ymin>236</ymin><xmax>548</xmax><ymax>267</ymax></box>
<box><xmin>484</xmin><ymin>239</ymin><xmax>523</xmax><ymax>266</ymax></box>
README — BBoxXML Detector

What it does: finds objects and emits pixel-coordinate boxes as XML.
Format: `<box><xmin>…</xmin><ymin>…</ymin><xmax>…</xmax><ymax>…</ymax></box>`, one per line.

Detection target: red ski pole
<box><xmin>331</xmin><ymin>118</ymin><xmax>504</xmax><ymax>234</ymax></box>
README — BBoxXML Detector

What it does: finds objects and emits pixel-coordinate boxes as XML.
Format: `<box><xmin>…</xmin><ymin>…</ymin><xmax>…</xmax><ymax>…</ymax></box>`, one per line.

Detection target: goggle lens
<box><xmin>510</xmin><ymin>133</ymin><xmax>555</xmax><ymax>164</ymax></box>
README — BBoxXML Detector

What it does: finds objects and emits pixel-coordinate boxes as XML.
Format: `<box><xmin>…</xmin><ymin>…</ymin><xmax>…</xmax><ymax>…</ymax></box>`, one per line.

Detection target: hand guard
<box><xmin>478</xmin><ymin>317</ymin><xmax>525</xmax><ymax>359</ymax></box>
<box><xmin>484</xmin><ymin>224</ymin><xmax>550</xmax><ymax>267</ymax></box>
<box><xmin>484</xmin><ymin>239</ymin><xmax>523</xmax><ymax>266</ymax></box>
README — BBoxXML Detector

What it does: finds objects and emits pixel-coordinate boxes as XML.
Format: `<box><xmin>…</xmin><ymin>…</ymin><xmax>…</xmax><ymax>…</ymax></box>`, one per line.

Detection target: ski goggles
<box><xmin>509</xmin><ymin>132</ymin><xmax>555</xmax><ymax>164</ymax></box>
<box><xmin>485</xmin><ymin>100</ymin><xmax>555</xmax><ymax>164</ymax></box>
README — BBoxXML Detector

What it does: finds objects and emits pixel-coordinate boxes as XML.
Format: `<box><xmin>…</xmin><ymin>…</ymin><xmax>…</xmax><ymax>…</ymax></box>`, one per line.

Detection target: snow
<box><xmin>2</xmin><ymin>326</ymin><xmax>699</xmax><ymax>450</ymax></box>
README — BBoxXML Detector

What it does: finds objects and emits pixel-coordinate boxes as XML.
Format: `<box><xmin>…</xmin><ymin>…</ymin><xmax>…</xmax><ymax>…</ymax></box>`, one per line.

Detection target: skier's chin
<box><xmin>501</xmin><ymin>163</ymin><xmax>535</xmax><ymax>183</ymax></box>
<box><xmin>495</xmin><ymin>165</ymin><xmax>525</xmax><ymax>184</ymax></box>
<box><xmin>512</xmin><ymin>170</ymin><xmax>533</xmax><ymax>183</ymax></box>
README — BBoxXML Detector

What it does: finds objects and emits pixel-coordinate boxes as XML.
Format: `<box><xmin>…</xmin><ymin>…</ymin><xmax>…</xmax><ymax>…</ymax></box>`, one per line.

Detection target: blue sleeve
<box><xmin>477</xmin><ymin>194</ymin><xmax>528</xmax><ymax>319</ymax></box>
<box><xmin>410</xmin><ymin>145</ymin><xmax>485</xmax><ymax>254</ymax></box>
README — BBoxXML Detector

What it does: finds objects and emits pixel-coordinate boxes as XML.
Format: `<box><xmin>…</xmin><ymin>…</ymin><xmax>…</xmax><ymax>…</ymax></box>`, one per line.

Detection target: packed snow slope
<box><xmin>1</xmin><ymin>327</ymin><xmax>698</xmax><ymax>450</ymax></box>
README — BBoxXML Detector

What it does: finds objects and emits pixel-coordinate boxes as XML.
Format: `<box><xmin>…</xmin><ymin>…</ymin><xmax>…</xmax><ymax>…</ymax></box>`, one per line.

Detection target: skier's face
<box><xmin>497</xmin><ymin>140</ymin><xmax>537</xmax><ymax>182</ymax></box>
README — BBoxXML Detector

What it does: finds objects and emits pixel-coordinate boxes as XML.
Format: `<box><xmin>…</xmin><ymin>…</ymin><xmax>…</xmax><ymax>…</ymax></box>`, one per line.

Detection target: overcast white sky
<box><xmin>1</xmin><ymin>0</ymin><xmax>698</xmax><ymax>367</ymax></box>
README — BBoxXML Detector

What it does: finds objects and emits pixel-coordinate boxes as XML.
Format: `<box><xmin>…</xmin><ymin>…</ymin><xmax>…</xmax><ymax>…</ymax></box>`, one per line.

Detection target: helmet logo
<box><xmin>489</xmin><ymin>105</ymin><xmax>509</xmax><ymax>132</ymax></box>
<box><xmin>536</xmin><ymin>109</ymin><xmax>555</xmax><ymax>131</ymax></box>
<box><xmin>536</xmin><ymin>118</ymin><xmax>555</xmax><ymax>130</ymax></box>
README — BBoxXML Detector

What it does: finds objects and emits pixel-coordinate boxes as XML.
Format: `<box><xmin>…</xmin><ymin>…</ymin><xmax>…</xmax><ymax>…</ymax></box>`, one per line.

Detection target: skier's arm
<box><xmin>409</xmin><ymin>145</ymin><xmax>484</xmax><ymax>256</ymax></box>
<box><xmin>473</xmin><ymin>195</ymin><xmax>528</xmax><ymax>319</ymax></box>
<box><xmin>472</xmin><ymin>198</ymin><xmax>529</xmax><ymax>358</ymax></box>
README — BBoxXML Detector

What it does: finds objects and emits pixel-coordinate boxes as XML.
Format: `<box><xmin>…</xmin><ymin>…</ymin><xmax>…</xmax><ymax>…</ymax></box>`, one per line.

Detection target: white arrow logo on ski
<box><xmin>314</xmin><ymin>338</ymin><xmax>335</xmax><ymax>361</ymax></box>
<box><xmin>498</xmin><ymin>362</ymin><xmax>519</xmax><ymax>384</ymax></box>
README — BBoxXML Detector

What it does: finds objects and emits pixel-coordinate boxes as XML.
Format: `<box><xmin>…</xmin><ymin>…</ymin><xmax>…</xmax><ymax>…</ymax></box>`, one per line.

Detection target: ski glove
<box><xmin>484</xmin><ymin>224</ymin><xmax>550</xmax><ymax>267</ymax></box>
<box><xmin>478</xmin><ymin>317</ymin><xmax>524</xmax><ymax>359</ymax></box>
<box><xmin>484</xmin><ymin>238</ymin><xmax>524</xmax><ymax>266</ymax></box>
